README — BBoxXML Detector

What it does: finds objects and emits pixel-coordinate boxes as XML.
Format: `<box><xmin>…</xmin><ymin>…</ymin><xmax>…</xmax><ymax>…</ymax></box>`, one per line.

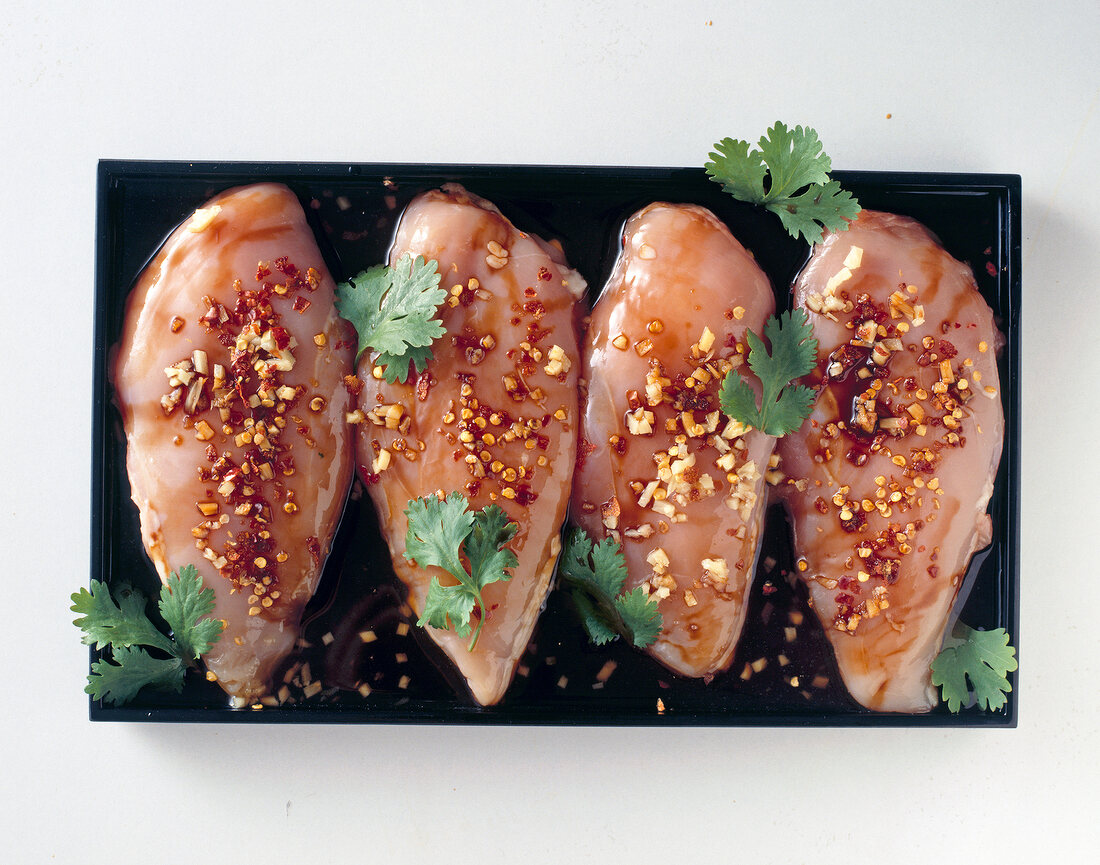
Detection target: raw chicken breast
<box><xmin>355</xmin><ymin>184</ymin><xmax>584</xmax><ymax>706</ymax></box>
<box><xmin>774</xmin><ymin>209</ymin><xmax>1004</xmax><ymax>712</ymax></box>
<box><xmin>114</xmin><ymin>183</ymin><xmax>355</xmax><ymax>704</ymax></box>
<box><xmin>572</xmin><ymin>202</ymin><xmax>776</xmax><ymax>678</ymax></box>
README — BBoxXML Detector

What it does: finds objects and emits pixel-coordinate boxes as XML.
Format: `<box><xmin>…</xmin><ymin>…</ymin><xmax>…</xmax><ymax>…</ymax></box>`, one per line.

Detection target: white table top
<box><xmin>2</xmin><ymin>1</ymin><xmax>1097</xmax><ymax>861</ymax></box>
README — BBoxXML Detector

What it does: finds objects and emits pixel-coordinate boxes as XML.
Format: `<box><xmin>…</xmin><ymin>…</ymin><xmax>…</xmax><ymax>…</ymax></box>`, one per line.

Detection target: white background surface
<box><xmin>2</xmin><ymin>1</ymin><xmax>1097</xmax><ymax>862</ymax></box>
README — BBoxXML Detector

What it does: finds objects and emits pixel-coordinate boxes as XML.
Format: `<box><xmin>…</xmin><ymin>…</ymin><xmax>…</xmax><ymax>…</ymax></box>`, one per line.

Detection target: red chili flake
<box><xmin>845</xmin><ymin>448</ymin><xmax>869</xmax><ymax>467</ymax></box>
<box><xmin>465</xmin><ymin>480</ymin><xmax>482</xmax><ymax>497</ymax></box>
<box><xmin>761</xmin><ymin>582</ymin><xmax>777</xmax><ymax>596</ymax></box>
<box><xmin>909</xmin><ymin>450</ymin><xmax>937</xmax><ymax>473</ymax></box>
<box><xmin>839</xmin><ymin>509</ymin><xmax>866</xmax><ymax>533</ymax></box>
<box><xmin>514</xmin><ymin>484</ymin><xmax>538</xmax><ymax>506</ymax></box>
<box><xmin>527</xmin><ymin>324</ymin><xmax>551</xmax><ymax>343</ymax></box>
<box><xmin>292</xmin><ymin>296</ymin><xmax>311</xmax><ymax>314</ymax></box>
<box><xmin>256</xmin><ymin>263</ymin><xmax>271</xmax><ymax>282</ymax></box>
<box><xmin>304</xmin><ymin>536</ymin><xmax>321</xmax><ymax>564</ymax></box>
<box><xmin>537</xmin><ymin>266</ymin><xmax>552</xmax><ymax>282</ymax></box>
<box><xmin>577</xmin><ymin>437</ymin><xmax>597</xmax><ymax>471</ymax></box>
<box><xmin>343</xmin><ymin>375</ymin><xmax>363</xmax><ymax>397</ymax></box>
<box><xmin>270</xmin><ymin>326</ymin><xmax>292</xmax><ymax>349</ymax></box>
<box><xmin>524</xmin><ymin>287</ymin><xmax>537</xmax><ymax>298</ymax></box>
<box><xmin>814</xmin><ymin>496</ymin><xmax>829</xmax><ymax>514</ymax></box>
<box><xmin>416</xmin><ymin>372</ymin><xmax>432</xmax><ymax>402</ymax></box>
<box><xmin>938</xmin><ymin>339</ymin><xmax>958</xmax><ymax>359</ymax></box>
<box><xmin>274</xmin><ymin>256</ymin><xmax>298</xmax><ymax>277</ymax></box>
<box><xmin>852</xmin><ymin>294</ymin><xmax>887</xmax><ymax>324</ymax></box>
<box><xmin>985</xmin><ymin>261</ymin><xmax>997</xmax><ymax>277</ymax></box>
<box><xmin>927</xmin><ymin>565</ymin><xmax>939</xmax><ymax>578</ymax></box>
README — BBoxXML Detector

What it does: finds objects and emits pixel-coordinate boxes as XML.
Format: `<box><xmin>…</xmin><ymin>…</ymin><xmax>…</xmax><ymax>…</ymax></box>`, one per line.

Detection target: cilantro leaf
<box><xmin>374</xmin><ymin>344</ymin><xmax>436</xmax><ymax>384</ymax></box>
<box><xmin>754</xmin><ymin>122</ymin><xmax>832</xmax><ymax>199</ymax></box>
<box><xmin>335</xmin><ymin>254</ymin><xmax>446</xmax><ymax>381</ymax></box>
<box><xmin>405</xmin><ymin>493</ymin><xmax>518</xmax><ymax>650</ymax></box>
<box><xmin>158</xmin><ymin>564</ymin><xmax>223</xmax><ymax>660</ymax></box>
<box><xmin>571</xmin><ymin>591</ymin><xmax>619</xmax><ymax>646</ymax></box>
<box><xmin>706</xmin><ymin>121</ymin><xmax>860</xmax><ymax>243</ymax></box>
<box><xmin>419</xmin><ymin>576</ymin><xmax>477</xmax><ymax>640</ymax></box>
<box><xmin>719</xmin><ymin>309</ymin><xmax>818</xmax><ymax>437</ymax></box>
<box><xmin>705</xmin><ymin>137</ymin><xmax>766</xmax><ymax>202</ymax></box>
<box><xmin>767</xmin><ymin>179</ymin><xmax>862</xmax><ymax>243</ymax></box>
<box><xmin>71</xmin><ymin>581</ymin><xmax>176</xmax><ymax>656</ymax></box>
<box><xmin>86</xmin><ymin>647</ymin><xmax>186</xmax><ymax>706</ymax></box>
<box><xmin>405</xmin><ymin>492</ymin><xmax>477</xmax><ymax>583</ymax></box>
<box><xmin>931</xmin><ymin>623</ymin><xmax>1017</xmax><ymax>713</ymax></box>
<box><xmin>559</xmin><ymin>528</ymin><xmax>663</xmax><ymax>649</ymax></box>
<box><xmin>72</xmin><ymin>567</ymin><xmax>226</xmax><ymax>706</ymax></box>
<box><xmin>562</xmin><ymin>529</ymin><xmax>626</xmax><ymax>599</ymax></box>
<box><xmin>466</xmin><ymin>505</ymin><xmax>520</xmax><ymax>593</ymax></box>
<box><xmin>614</xmin><ymin>587</ymin><xmax>664</xmax><ymax>649</ymax></box>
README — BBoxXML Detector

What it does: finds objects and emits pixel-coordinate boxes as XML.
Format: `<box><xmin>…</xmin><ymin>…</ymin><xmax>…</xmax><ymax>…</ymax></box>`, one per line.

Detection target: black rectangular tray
<box><xmin>92</xmin><ymin>161</ymin><xmax>1021</xmax><ymax>725</ymax></box>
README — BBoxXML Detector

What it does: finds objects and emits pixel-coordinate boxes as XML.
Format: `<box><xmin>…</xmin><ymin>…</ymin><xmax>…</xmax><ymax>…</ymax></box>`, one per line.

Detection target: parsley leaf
<box><xmin>335</xmin><ymin>254</ymin><xmax>446</xmax><ymax>383</ymax></box>
<box><xmin>931</xmin><ymin>623</ymin><xmax>1017</xmax><ymax>713</ymax></box>
<box><xmin>559</xmin><ymin>528</ymin><xmax>662</xmax><ymax>648</ymax></box>
<box><xmin>404</xmin><ymin>493</ymin><xmax>518</xmax><ymax>650</ymax></box>
<box><xmin>71</xmin><ymin>567</ymin><xmax>225</xmax><ymax>706</ymax></box>
<box><xmin>706</xmin><ymin>121</ymin><xmax>861</xmax><ymax>243</ymax></box>
<box><xmin>718</xmin><ymin>309</ymin><xmax>818</xmax><ymax>437</ymax></box>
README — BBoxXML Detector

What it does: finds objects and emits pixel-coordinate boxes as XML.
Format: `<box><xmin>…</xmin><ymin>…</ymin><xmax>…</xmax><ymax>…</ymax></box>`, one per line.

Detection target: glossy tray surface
<box><xmin>92</xmin><ymin>161</ymin><xmax>1021</xmax><ymax>725</ymax></box>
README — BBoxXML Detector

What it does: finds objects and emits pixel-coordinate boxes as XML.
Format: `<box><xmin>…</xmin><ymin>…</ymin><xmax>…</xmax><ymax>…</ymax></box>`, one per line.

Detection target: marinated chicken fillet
<box><xmin>356</xmin><ymin>185</ymin><xmax>584</xmax><ymax>706</ymax></box>
<box><xmin>774</xmin><ymin>209</ymin><xmax>1004</xmax><ymax>712</ymax></box>
<box><xmin>114</xmin><ymin>183</ymin><xmax>355</xmax><ymax>704</ymax></box>
<box><xmin>572</xmin><ymin>202</ymin><xmax>775</xmax><ymax>678</ymax></box>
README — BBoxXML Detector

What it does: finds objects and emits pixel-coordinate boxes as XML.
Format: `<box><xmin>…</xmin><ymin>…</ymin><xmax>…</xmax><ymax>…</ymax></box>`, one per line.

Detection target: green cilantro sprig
<box><xmin>335</xmin><ymin>253</ymin><xmax>446</xmax><ymax>383</ymax></box>
<box><xmin>559</xmin><ymin>528</ymin><xmax>662</xmax><ymax>649</ymax></box>
<box><xmin>71</xmin><ymin>565</ymin><xmax>225</xmax><ymax>706</ymax></box>
<box><xmin>404</xmin><ymin>492</ymin><xmax>519</xmax><ymax>650</ymax></box>
<box><xmin>719</xmin><ymin>309</ymin><xmax>818</xmax><ymax>437</ymax></box>
<box><xmin>931</xmin><ymin>623</ymin><xmax>1017</xmax><ymax>713</ymax></box>
<box><xmin>705</xmin><ymin>121</ymin><xmax>861</xmax><ymax>243</ymax></box>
